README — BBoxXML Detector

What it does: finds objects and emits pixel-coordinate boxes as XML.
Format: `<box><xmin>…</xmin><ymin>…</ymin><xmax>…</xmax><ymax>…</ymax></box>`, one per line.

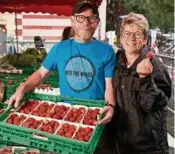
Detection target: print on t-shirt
<box><xmin>65</xmin><ymin>55</ymin><xmax>95</xmax><ymax>92</ymax></box>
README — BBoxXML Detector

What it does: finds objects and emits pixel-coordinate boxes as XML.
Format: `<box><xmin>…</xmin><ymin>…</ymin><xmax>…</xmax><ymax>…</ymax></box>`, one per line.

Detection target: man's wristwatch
<box><xmin>105</xmin><ymin>103</ymin><xmax>115</xmax><ymax>110</ymax></box>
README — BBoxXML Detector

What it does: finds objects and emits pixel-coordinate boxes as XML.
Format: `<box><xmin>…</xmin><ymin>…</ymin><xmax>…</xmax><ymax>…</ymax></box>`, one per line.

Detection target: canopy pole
<box><xmin>15</xmin><ymin>11</ymin><xmax>19</xmax><ymax>54</ymax></box>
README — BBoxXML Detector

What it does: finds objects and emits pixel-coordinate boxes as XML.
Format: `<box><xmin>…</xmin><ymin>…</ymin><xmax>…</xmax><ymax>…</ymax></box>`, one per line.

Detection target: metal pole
<box><xmin>15</xmin><ymin>11</ymin><xmax>19</xmax><ymax>54</ymax></box>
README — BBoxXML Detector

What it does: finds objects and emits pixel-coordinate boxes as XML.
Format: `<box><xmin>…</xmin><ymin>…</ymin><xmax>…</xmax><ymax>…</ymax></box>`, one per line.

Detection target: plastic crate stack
<box><xmin>0</xmin><ymin>93</ymin><xmax>105</xmax><ymax>154</ymax></box>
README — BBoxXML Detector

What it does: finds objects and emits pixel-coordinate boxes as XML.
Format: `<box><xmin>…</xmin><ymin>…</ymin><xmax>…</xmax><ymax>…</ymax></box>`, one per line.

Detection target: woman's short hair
<box><xmin>120</xmin><ymin>12</ymin><xmax>149</xmax><ymax>36</ymax></box>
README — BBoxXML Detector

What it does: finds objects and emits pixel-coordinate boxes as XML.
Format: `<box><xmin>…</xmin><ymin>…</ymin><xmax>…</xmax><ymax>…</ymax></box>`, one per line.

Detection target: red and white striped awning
<box><xmin>0</xmin><ymin>0</ymin><xmax>102</xmax><ymax>15</ymax></box>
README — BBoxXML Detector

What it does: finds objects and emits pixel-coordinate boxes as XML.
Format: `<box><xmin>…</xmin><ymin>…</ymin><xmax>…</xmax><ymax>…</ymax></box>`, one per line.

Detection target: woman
<box><xmin>113</xmin><ymin>12</ymin><xmax>171</xmax><ymax>154</ymax></box>
<box><xmin>61</xmin><ymin>26</ymin><xmax>74</xmax><ymax>41</ymax></box>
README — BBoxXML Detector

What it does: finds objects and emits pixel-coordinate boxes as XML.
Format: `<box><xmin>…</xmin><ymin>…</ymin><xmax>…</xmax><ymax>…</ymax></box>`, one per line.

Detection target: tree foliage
<box><xmin>106</xmin><ymin>0</ymin><xmax>174</xmax><ymax>33</ymax></box>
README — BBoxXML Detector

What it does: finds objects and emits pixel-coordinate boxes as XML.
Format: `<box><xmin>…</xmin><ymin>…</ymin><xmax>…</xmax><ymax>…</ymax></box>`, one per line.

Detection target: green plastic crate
<box><xmin>16</xmin><ymin>65</ymin><xmax>40</xmax><ymax>75</ymax></box>
<box><xmin>0</xmin><ymin>103</ymin><xmax>23</xmax><ymax>148</ymax></box>
<box><xmin>0</xmin><ymin>93</ymin><xmax>105</xmax><ymax>154</ymax></box>
<box><xmin>46</xmin><ymin>72</ymin><xmax>59</xmax><ymax>83</ymax></box>
<box><xmin>0</xmin><ymin>66</ymin><xmax>39</xmax><ymax>77</ymax></box>
<box><xmin>21</xmin><ymin>67</ymin><xmax>36</xmax><ymax>75</ymax></box>
<box><xmin>0</xmin><ymin>102</ymin><xmax>7</xmax><ymax>109</ymax></box>
<box><xmin>0</xmin><ymin>144</ymin><xmax>39</xmax><ymax>154</ymax></box>
<box><xmin>0</xmin><ymin>78</ymin><xmax>22</xmax><ymax>87</ymax></box>
<box><xmin>0</xmin><ymin>73</ymin><xmax>27</xmax><ymax>80</ymax></box>
<box><xmin>0</xmin><ymin>78</ymin><xmax>24</xmax><ymax>101</ymax></box>
<box><xmin>42</xmin><ymin>80</ymin><xmax>59</xmax><ymax>88</ymax></box>
<box><xmin>14</xmin><ymin>147</ymin><xmax>40</xmax><ymax>154</ymax></box>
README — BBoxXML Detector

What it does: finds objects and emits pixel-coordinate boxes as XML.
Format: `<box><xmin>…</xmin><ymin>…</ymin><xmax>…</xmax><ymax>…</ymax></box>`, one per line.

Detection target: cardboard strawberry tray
<box><xmin>0</xmin><ymin>93</ymin><xmax>105</xmax><ymax>154</ymax></box>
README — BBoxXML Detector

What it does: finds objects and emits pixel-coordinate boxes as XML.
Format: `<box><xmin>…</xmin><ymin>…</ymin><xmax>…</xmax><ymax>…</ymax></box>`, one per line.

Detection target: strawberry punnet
<box><xmin>57</xmin><ymin>123</ymin><xmax>77</xmax><ymax>138</ymax></box>
<box><xmin>0</xmin><ymin>148</ymin><xmax>12</xmax><ymax>153</ymax></box>
<box><xmin>6</xmin><ymin>114</ymin><xmax>26</xmax><ymax>125</ymax></box>
<box><xmin>39</xmin><ymin>120</ymin><xmax>60</xmax><ymax>134</ymax></box>
<box><xmin>48</xmin><ymin>104</ymin><xmax>70</xmax><ymax>120</ymax></box>
<box><xmin>73</xmin><ymin>127</ymin><xmax>94</xmax><ymax>142</ymax></box>
<box><xmin>83</xmin><ymin>108</ymin><xmax>100</xmax><ymax>126</ymax></box>
<box><xmin>64</xmin><ymin>107</ymin><xmax>86</xmax><ymax>123</ymax></box>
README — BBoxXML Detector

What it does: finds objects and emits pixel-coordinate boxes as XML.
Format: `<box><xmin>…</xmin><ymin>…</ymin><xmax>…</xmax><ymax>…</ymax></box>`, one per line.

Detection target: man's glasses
<box><xmin>74</xmin><ymin>15</ymin><xmax>98</xmax><ymax>24</ymax></box>
<box><xmin>122</xmin><ymin>31</ymin><xmax>144</xmax><ymax>39</ymax></box>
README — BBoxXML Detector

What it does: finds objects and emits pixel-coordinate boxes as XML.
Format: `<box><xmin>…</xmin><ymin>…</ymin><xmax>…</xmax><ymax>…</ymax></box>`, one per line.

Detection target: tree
<box><xmin>106</xmin><ymin>0</ymin><xmax>124</xmax><ymax>34</ymax></box>
<box><xmin>106</xmin><ymin>0</ymin><xmax>174</xmax><ymax>33</ymax></box>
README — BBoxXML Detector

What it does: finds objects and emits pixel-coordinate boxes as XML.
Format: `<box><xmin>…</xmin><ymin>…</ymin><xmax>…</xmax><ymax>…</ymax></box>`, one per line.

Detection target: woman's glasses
<box><xmin>122</xmin><ymin>31</ymin><xmax>144</xmax><ymax>39</ymax></box>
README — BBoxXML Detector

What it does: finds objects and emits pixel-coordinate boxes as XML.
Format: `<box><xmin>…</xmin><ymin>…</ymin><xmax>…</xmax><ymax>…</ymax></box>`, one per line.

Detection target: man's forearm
<box><xmin>105</xmin><ymin>86</ymin><xmax>116</xmax><ymax>106</ymax></box>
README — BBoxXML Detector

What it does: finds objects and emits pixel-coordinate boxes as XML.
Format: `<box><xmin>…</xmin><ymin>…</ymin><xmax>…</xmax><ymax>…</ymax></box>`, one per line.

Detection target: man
<box><xmin>8</xmin><ymin>0</ymin><xmax>116</xmax><ymax>153</ymax></box>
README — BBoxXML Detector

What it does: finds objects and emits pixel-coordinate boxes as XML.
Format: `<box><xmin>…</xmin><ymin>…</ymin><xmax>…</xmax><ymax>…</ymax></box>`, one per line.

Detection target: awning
<box><xmin>0</xmin><ymin>5</ymin><xmax>74</xmax><ymax>16</ymax></box>
<box><xmin>0</xmin><ymin>0</ymin><xmax>102</xmax><ymax>15</ymax></box>
<box><xmin>0</xmin><ymin>0</ymin><xmax>102</xmax><ymax>53</ymax></box>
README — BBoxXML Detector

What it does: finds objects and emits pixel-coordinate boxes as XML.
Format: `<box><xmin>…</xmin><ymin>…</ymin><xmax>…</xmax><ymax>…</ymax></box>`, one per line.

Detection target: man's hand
<box><xmin>100</xmin><ymin>78</ymin><xmax>115</xmax><ymax>125</ymax></box>
<box><xmin>8</xmin><ymin>88</ymin><xmax>24</xmax><ymax>109</ymax></box>
<box><xmin>8</xmin><ymin>67</ymin><xmax>51</xmax><ymax>108</ymax></box>
<box><xmin>137</xmin><ymin>51</ymin><xmax>153</xmax><ymax>78</ymax></box>
<box><xmin>98</xmin><ymin>105</ymin><xmax>114</xmax><ymax>125</ymax></box>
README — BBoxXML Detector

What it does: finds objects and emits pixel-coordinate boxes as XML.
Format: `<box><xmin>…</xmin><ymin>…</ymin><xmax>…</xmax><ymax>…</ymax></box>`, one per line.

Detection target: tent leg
<box><xmin>15</xmin><ymin>11</ymin><xmax>19</xmax><ymax>54</ymax></box>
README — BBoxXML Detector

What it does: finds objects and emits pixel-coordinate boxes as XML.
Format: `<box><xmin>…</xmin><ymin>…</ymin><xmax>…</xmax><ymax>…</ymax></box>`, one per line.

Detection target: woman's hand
<box><xmin>137</xmin><ymin>51</ymin><xmax>153</xmax><ymax>78</ymax></box>
<box><xmin>137</xmin><ymin>58</ymin><xmax>153</xmax><ymax>78</ymax></box>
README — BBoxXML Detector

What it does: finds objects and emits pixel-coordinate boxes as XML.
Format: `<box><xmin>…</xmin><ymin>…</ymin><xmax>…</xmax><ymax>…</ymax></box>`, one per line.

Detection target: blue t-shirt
<box><xmin>42</xmin><ymin>39</ymin><xmax>116</xmax><ymax>100</ymax></box>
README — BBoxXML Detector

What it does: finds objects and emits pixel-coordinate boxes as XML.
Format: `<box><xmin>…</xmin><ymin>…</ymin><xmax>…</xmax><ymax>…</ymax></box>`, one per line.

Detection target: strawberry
<box><xmin>84</xmin><ymin>127</ymin><xmax>93</xmax><ymax>134</ymax></box>
<box><xmin>84</xmin><ymin>135</ymin><xmax>90</xmax><ymax>142</ymax></box>
<box><xmin>48</xmin><ymin>128</ymin><xmax>54</xmax><ymax>134</ymax></box>
<box><xmin>146</xmin><ymin>51</ymin><xmax>153</xmax><ymax>59</ymax></box>
<box><xmin>7</xmin><ymin>118</ymin><xmax>13</xmax><ymax>124</ymax></box>
<box><xmin>39</xmin><ymin>106</ymin><xmax>47</xmax><ymax>113</ymax></box>
<box><xmin>63</xmin><ymin>123</ymin><xmax>70</xmax><ymax>128</ymax></box>
<box><xmin>58</xmin><ymin>129</ymin><xmax>64</xmax><ymax>135</ymax></box>
<box><xmin>48</xmin><ymin>104</ymin><xmax>54</xmax><ymax>110</ymax></box>
<box><xmin>7</xmin><ymin>80</ymin><xmax>13</xmax><ymax>85</ymax></box>
<box><xmin>23</xmin><ymin>122</ymin><xmax>30</xmax><ymax>128</ymax></box>
<box><xmin>65</xmin><ymin>132</ymin><xmax>72</xmax><ymax>138</ymax></box>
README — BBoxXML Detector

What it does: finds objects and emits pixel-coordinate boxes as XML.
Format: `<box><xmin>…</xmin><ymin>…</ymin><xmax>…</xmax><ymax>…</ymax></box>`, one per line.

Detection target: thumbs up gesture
<box><xmin>136</xmin><ymin>51</ymin><xmax>153</xmax><ymax>78</ymax></box>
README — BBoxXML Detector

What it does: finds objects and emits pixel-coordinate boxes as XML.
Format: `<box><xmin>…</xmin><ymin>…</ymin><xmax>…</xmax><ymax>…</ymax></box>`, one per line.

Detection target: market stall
<box><xmin>0</xmin><ymin>1</ymin><xmax>105</xmax><ymax>154</ymax></box>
